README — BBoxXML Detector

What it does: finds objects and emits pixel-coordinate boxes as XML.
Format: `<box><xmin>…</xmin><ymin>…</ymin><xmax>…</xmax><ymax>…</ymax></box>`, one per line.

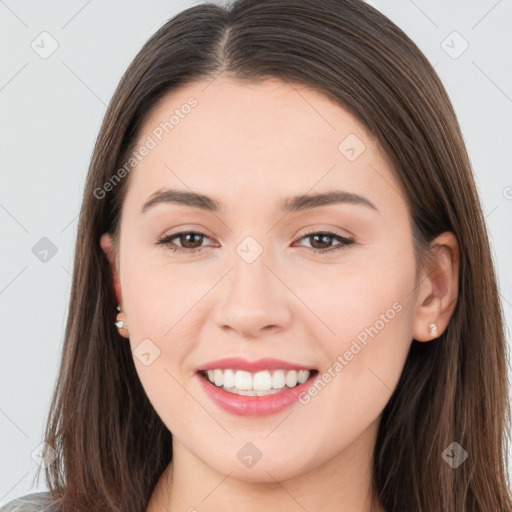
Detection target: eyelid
<box><xmin>295</xmin><ymin>225</ymin><xmax>354</xmax><ymax>240</ymax></box>
<box><xmin>158</xmin><ymin>224</ymin><xmax>215</xmax><ymax>240</ymax></box>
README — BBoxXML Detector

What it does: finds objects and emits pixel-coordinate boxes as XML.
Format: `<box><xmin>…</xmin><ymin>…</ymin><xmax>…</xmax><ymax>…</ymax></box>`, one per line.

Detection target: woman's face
<box><xmin>102</xmin><ymin>77</ymin><xmax>421</xmax><ymax>482</ymax></box>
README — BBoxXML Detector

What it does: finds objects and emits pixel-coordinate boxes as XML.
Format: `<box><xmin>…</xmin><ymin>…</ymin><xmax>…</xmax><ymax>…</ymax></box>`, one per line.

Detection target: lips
<box><xmin>196</xmin><ymin>369</ymin><xmax>318</xmax><ymax>416</ymax></box>
<box><xmin>195</xmin><ymin>357</ymin><xmax>319</xmax><ymax>416</ymax></box>
<box><xmin>196</xmin><ymin>357</ymin><xmax>315</xmax><ymax>373</ymax></box>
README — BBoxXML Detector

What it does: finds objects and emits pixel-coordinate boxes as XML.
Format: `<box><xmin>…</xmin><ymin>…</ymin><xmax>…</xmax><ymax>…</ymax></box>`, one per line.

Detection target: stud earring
<box><xmin>428</xmin><ymin>322</ymin><xmax>437</xmax><ymax>337</ymax></box>
<box><xmin>115</xmin><ymin>304</ymin><xmax>128</xmax><ymax>333</ymax></box>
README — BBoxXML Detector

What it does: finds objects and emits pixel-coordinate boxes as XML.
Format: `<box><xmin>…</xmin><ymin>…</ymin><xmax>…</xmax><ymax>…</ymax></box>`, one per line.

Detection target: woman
<box><xmin>2</xmin><ymin>0</ymin><xmax>511</xmax><ymax>511</ymax></box>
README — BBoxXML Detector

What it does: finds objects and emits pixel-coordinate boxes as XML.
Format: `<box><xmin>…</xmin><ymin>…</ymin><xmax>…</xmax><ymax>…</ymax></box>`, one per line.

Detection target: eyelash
<box><xmin>155</xmin><ymin>229</ymin><xmax>355</xmax><ymax>255</ymax></box>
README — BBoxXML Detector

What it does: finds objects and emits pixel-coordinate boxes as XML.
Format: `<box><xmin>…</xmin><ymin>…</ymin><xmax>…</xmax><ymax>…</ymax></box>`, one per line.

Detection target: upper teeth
<box><xmin>205</xmin><ymin>369</ymin><xmax>311</xmax><ymax>391</ymax></box>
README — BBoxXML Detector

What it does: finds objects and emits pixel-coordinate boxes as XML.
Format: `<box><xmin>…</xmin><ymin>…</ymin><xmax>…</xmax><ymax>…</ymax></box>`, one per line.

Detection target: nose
<box><xmin>211</xmin><ymin>246</ymin><xmax>293</xmax><ymax>339</ymax></box>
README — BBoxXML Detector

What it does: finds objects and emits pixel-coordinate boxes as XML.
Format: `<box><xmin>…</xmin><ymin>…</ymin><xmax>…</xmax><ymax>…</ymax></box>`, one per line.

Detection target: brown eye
<box><xmin>296</xmin><ymin>231</ymin><xmax>354</xmax><ymax>254</ymax></box>
<box><xmin>175</xmin><ymin>232</ymin><xmax>204</xmax><ymax>249</ymax></box>
<box><xmin>308</xmin><ymin>233</ymin><xmax>335</xmax><ymax>250</ymax></box>
<box><xmin>156</xmin><ymin>231</ymin><xmax>210</xmax><ymax>253</ymax></box>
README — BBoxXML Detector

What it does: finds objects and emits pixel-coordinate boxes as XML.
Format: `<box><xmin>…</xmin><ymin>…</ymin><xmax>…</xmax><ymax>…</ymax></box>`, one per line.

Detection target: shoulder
<box><xmin>0</xmin><ymin>492</ymin><xmax>56</xmax><ymax>512</ymax></box>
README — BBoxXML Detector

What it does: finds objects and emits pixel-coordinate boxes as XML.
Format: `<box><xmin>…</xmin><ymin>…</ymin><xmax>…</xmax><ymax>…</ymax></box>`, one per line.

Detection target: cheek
<box><xmin>120</xmin><ymin>241</ymin><xmax>206</xmax><ymax>342</ymax></box>
<box><xmin>294</xmin><ymin>244</ymin><xmax>416</xmax><ymax>349</ymax></box>
<box><xmin>119</xmin><ymin>253</ymin><xmax>202</xmax><ymax>423</ymax></box>
<box><xmin>294</xmin><ymin>242</ymin><xmax>417</xmax><ymax>404</ymax></box>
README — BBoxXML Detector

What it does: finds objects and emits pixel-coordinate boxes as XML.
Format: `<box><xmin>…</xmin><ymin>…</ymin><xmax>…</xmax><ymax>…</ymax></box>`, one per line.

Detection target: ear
<box><xmin>412</xmin><ymin>231</ymin><xmax>459</xmax><ymax>342</ymax></box>
<box><xmin>100</xmin><ymin>233</ymin><xmax>123</xmax><ymax>306</ymax></box>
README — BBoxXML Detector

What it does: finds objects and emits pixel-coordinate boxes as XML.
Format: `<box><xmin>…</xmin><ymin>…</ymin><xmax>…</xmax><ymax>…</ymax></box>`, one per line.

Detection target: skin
<box><xmin>100</xmin><ymin>77</ymin><xmax>459</xmax><ymax>512</ymax></box>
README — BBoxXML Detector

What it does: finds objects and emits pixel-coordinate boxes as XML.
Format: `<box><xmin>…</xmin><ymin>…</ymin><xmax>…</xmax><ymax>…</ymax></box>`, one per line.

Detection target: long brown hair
<box><xmin>35</xmin><ymin>1</ymin><xmax>512</xmax><ymax>510</ymax></box>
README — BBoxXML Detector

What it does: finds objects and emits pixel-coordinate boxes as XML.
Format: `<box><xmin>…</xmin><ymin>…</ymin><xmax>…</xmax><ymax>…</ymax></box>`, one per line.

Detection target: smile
<box><xmin>196</xmin><ymin>368</ymin><xmax>319</xmax><ymax>416</ymax></box>
<box><xmin>200</xmin><ymin>368</ymin><xmax>312</xmax><ymax>395</ymax></box>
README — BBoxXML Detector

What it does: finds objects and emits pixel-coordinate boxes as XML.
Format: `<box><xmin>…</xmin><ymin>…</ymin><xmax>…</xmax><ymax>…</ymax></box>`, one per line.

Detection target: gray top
<box><xmin>0</xmin><ymin>492</ymin><xmax>56</xmax><ymax>512</ymax></box>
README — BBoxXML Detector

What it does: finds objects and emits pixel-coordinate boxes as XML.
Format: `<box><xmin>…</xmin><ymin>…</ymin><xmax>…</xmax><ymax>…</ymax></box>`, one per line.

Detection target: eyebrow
<box><xmin>140</xmin><ymin>187</ymin><xmax>378</xmax><ymax>214</ymax></box>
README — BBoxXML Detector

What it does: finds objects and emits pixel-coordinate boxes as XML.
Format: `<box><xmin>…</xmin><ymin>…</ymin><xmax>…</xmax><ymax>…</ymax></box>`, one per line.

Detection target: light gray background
<box><xmin>1</xmin><ymin>0</ymin><xmax>511</xmax><ymax>504</ymax></box>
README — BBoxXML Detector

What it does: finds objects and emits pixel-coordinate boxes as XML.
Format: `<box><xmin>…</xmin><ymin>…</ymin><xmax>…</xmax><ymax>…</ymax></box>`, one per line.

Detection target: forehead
<box><xmin>138</xmin><ymin>76</ymin><xmax>369</xmax><ymax>156</ymax></box>
<box><xmin>125</xmin><ymin>76</ymin><xmax>405</xmax><ymax>214</ymax></box>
